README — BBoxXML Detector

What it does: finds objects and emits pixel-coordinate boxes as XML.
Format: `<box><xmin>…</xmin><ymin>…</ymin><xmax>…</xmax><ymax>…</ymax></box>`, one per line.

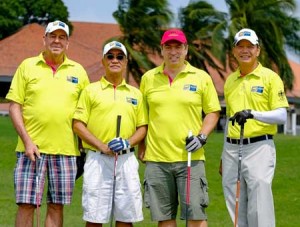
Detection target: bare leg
<box><xmin>188</xmin><ymin>220</ymin><xmax>208</xmax><ymax>227</ymax></box>
<box><xmin>45</xmin><ymin>203</ymin><xmax>63</xmax><ymax>227</ymax></box>
<box><xmin>15</xmin><ymin>204</ymin><xmax>35</xmax><ymax>227</ymax></box>
<box><xmin>86</xmin><ymin>222</ymin><xmax>102</xmax><ymax>227</ymax></box>
<box><xmin>116</xmin><ymin>221</ymin><xmax>133</xmax><ymax>227</ymax></box>
<box><xmin>158</xmin><ymin>220</ymin><xmax>176</xmax><ymax>227</ymax></box>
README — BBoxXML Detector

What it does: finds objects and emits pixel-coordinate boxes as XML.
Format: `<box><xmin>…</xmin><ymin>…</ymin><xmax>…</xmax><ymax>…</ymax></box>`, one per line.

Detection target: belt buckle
<box><xmin>119</xmin><ymin>149</ymin><xmax>130</xmax><ymax>155</ymax></box>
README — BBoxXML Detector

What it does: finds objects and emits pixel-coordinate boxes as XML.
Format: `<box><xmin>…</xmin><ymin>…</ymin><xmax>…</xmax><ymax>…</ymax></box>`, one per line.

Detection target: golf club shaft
<box><xmin>110</xmin><ymin>115</ymin><xmax>122</xmax><ymax>227</ymax></box>
<box><xmin>186</xmin><ymin>130</ymin><xmax>193</xmax><ymax>227</ymax></box>
<box><xmin>35</xmin><ymin>155</ymin><xmax>40</xmax><ymax>227</ymax></box>
<box><xmin>234</xmin><ymin>123</ymin><xmax>244</xmax><ymax>227</ymax></box>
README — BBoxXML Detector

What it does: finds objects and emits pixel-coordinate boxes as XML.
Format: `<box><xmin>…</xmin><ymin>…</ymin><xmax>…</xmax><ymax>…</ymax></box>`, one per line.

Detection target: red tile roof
<box><xmin>0</xmin><ymin>23</ymin><xmax>44</xmax><ymax>76</ymax></box>
<box><xmin>0</xmin><ymin>22</ymin><xmax>122</xmax><ymax>82</ymax></box>
<box><xmin>0</xmin><ymin>22</ymin><xmax>299</xmax><ymax>97</ymax></box>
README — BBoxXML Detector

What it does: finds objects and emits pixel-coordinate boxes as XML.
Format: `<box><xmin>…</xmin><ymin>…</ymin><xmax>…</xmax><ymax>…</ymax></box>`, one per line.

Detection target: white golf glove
<box><xmin>108</xmin><ymin>137</ymin><xmax>130</xmax><ymax>153</ymax></box>
<box><xmin>185</xmin><ymin>134</ymin><xmax>207</xmax><ymax>152</ymax></box>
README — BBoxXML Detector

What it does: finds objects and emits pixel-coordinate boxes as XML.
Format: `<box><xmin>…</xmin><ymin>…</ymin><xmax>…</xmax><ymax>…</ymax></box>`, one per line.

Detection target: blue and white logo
<box><xmin>183</xmin><ymin>84</ymin><xmax>197</xmax><ymax>92</ymax></box>
<box><xmin>126</xmin><ymin>97</ymin><xmax>138</xmax><ymax>105</ymax></box>
<box><xmin>67</xmin><ymin>76</ymin><xmax>78</xmax><ymax>84</ymax></box>
<box><xmin>251</xmin><ymin>86</ymin><xmax>264</xmax><ymax>94</ymax></box>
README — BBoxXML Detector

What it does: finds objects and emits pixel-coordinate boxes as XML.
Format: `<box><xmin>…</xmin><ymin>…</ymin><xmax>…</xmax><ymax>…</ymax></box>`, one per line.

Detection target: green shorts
<box><xmin>144</xmin><ymin>161</ymin><xmax>209</xmax><ymax>221</ymax></box>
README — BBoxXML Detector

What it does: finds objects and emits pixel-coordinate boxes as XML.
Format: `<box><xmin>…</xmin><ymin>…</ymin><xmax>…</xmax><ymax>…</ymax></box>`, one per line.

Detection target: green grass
<box><xmin>0</xmin><ymin>115</ymin><xmax>299</xmax><ymax>226</ymax></box>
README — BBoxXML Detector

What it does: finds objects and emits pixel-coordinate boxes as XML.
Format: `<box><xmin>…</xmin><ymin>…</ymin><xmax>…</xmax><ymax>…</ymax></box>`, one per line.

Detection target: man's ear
<box><xmin>257</xmin><ymin>46</ymin><xmax>261</xmax><ymax>57</ymax></box>
<box><xmin>185</xmin><ymin>44</ymin><xmax>189</xmax><ymax>55</ymax></box>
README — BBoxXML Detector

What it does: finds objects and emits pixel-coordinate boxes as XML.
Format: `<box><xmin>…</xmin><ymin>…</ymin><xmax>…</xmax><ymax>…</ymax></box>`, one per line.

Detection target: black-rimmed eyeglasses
<box><xmin>105</xmin><ymin>54</ymin><xmax>126</xmax><ymax>61</ymax></box>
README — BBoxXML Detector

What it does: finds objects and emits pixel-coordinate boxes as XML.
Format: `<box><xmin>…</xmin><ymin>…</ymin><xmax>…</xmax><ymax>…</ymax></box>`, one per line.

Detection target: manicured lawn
<box><xmin>0</xmin><ymin>116</ymin><xmax>299</xmax><ymax>226</ymax></box>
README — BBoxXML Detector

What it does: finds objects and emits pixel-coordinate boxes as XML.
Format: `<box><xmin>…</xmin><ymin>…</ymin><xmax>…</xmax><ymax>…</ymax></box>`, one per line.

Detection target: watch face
<box><xmin>200</xmin><ymin>134</ymin><xmax>207</xmax><ymax>140</ymax></box>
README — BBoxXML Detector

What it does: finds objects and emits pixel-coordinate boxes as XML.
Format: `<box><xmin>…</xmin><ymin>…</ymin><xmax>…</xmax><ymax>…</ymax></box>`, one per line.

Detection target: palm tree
<box><xmin>112</xmin><ymin>0</ymin><xmax>173</xmax><ymax>84</ymax></box>
<box><xmin>226</xmin><ymin>0</ymin><xmax>300</xmax><ymax>89</ymax></box>
<box><xmin>179</xmin><ymin>0</ymin><xmax>300</xmax><ymax>89</ymax></box>
<box><xmin>179</xmin><ymin>1</ymin><xmax>229</xmax><ymax>79</ymax></box>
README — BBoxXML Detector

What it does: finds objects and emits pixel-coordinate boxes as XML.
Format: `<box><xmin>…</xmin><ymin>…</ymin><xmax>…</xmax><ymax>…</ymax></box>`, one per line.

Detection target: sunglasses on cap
<box><xmin>105</xmin><ymin>53</ymin><xmax>126</xmax><ymax>61</ymax></box>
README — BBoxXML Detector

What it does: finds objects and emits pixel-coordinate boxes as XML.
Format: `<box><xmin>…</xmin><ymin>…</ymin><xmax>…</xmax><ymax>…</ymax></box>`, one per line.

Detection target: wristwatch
<box><xmin>198</xmin><ymin>133</ymin><xmax>207</xmax><ymax>145</ymax></box>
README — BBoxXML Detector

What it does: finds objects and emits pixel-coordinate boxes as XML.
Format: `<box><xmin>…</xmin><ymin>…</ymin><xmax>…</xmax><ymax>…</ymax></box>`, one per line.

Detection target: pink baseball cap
<box><xmin>161</xmin><ymin>29</ymin><xmax>187</xmax><ymax>45</ymax></box>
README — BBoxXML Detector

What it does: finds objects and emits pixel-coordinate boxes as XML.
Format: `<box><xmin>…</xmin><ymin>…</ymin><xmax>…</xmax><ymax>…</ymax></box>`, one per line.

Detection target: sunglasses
<box><xmin>105</xmin><ymin>54</ymin><xmax>126</xmax><ymax>61</ymax></box>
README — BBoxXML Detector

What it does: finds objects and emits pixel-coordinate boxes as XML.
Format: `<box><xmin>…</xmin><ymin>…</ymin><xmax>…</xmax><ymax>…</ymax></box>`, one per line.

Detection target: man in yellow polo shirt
<box><xmin>72</xmin><ymin>41</ymin><xmax>147</xmax><ymax>226</ymax></box>
<box><xmin>139</xmin><ymin>29</ymin><xmax>220</xmax><ymax>227</ymax></box>
<box><xmin>221</xmin><ymin>28</ymin><xmax>289</xmax><ymax>226</ymax></box>
<box><xmin>6</xmin><ymin>20</ymin><xmax>90</xmax><ymax>226</ymax></box>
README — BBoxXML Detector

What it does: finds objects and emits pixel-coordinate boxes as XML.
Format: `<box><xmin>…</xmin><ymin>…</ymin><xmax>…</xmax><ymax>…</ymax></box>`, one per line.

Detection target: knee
<box><xmin>18</xmin><ymin>203</ymin><xmax>36</xmax><ymax>211</ymax></box>
<box><xmin>257</xmin><ymin>178</ymin><xmax>272</xmax><ymax>187</ymax></box>
<box><xmin>48</xmin><ymin>203</ymin><xmax>64</xmax><ymax>211</ymax></box>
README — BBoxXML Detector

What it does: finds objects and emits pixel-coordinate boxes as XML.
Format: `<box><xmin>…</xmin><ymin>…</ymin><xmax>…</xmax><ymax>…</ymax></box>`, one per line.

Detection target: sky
<box><xmin>62</xmin><ymin>0</ymin><xmax>228</xmax><ymax>24</ymax></box>
<box><xmin>62</xmin><ymin>0</ymin><xmax>300</xmax><ymax>24</ymax></box>
<box><xmin>62</xmin><ymin>0</ymin><xmax>300</xmax><ymax>62</ymax></box>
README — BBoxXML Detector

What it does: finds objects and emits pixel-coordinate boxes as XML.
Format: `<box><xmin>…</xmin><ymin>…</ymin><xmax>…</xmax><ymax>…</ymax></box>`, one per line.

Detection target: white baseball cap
<box><xmin>103</xmin><ymin>41</ymin><xmax>127</xmax><ymax>57</ymax></box>
<box><xmin>233</xmin><ymin>28</ymin><xmax>259</xmax><ymax>45</ymax></box>
<box><xmin>45</xmin><ymin>20</ymin><xmax>69</xmax><ymax>37</ymax></box>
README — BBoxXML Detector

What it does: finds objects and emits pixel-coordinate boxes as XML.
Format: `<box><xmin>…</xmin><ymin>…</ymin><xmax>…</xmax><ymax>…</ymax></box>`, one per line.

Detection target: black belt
<box><xmin>87</xmin><ymin>147</ymin><xmax>135</xmax><ymax>155</ymax></box>
<box><xmin>226</xmin><ymin>135</ymin><xmax>273</xmax><ymax>145</ymax></box>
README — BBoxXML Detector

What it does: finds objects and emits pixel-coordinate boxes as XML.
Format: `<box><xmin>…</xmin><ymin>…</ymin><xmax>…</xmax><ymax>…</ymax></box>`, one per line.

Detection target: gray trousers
<box><xmin>222</xmin><ymin>140</ymin><xmax>276</xmax><ymax>227</ymax></box>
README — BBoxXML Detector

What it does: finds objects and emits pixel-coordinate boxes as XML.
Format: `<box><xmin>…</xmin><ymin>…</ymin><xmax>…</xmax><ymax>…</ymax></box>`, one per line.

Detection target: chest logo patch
<box><xmin>183</xmin><ymin>84</ymin><xmax>197</xmax><ymax>92</ymax></box>
<box><xmin>126</xmin><ymin>97</ymin><xmax>138</xmax><ymax>105</ymax></box>
<box><xmin>251</xmin><ymin>86</ymin><xmax>264</xmax><ymax>94</ymax></box>
<box><xmin>67</xmin><ymin>76</ymin><xmax>78</xmax><ymax>84</ymax></box>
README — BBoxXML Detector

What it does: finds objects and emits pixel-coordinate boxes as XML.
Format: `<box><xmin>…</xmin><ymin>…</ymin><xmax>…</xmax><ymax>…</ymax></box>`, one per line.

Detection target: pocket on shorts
<box><xmin>82</xmin><ymin>184</ymin><xmax>100</xmax><ymax>213</ymax></box>
<box><xmin>200</xmin><ymin>177</ymin><xmax>209</xmax><ymax>207</ymax></box>
<box><xmin>143</xmin><ymin>179</ymin><xmax>150</xmax><ymax>208</ymax></box>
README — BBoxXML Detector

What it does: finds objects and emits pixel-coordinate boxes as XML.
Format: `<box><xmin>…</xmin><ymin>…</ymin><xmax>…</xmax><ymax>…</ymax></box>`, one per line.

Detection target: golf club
<box><xmin>186</xmin><ymin>130</ymin><xmax>193</xmax><ymax>227</ymax></box>
<box><xmin>110</xmin><ymin>115</ymin><xmax>122</xmax><ymax>227</ymax></box>
<box><xmin>234</xmin><ymin>123</ymin><xmax>245</xmax><ymax>227</ymax></box>
<box><xmin>35</xmin><ymin>155</ymin><xmax>40</xmax><ymax>227</ymax></box>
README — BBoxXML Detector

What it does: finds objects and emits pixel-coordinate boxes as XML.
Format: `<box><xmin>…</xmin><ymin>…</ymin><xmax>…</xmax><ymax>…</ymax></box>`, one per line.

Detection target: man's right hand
<box><xmin>25</xmin><ymin>143</ymin><xmax>40</xmax><ymax>161</ymax></box>
<box><xmin>229</xmin><ymin>109</ymin><xmax>253</xmax><ymax>126</ymax></box>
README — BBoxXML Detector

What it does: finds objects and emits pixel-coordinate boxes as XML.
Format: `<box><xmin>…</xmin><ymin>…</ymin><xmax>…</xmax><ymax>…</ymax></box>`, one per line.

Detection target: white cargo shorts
<box><xmin>82</xmin><ymin>150</ymin><xmax>143</xmax><ymax>223</ymax></box>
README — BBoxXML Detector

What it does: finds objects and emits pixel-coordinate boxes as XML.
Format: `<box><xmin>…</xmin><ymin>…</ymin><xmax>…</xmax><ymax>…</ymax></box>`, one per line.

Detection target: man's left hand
<box><xmin>185</xmin><ymin>134</ymin><xmax>207</xmax><ymax>152</ymax></box>
<box><xmin>108</xmin><ymin>137</ymin><xmax>130</xmax><ymax>152</ymax></box>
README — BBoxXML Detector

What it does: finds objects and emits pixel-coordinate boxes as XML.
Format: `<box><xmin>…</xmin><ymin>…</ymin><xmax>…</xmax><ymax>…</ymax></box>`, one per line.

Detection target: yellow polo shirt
<box><xmin>73</xmin><ymin>77</ymin><xmax>147</xmax><ymax>150</ymax></box>
<box><xmin>6</xmin><ymin>53</ymin><xmax>90</xmax><ymax>155</ymax></box>
<box><xmin>225</xmin><ymin>63</ymin><xmax>289</xmax><ymax>138</ymax></box>
<box><xmin>140</xmin><ymin>61</ymin><xmax>221</xmax><ymax>162</ymax></box>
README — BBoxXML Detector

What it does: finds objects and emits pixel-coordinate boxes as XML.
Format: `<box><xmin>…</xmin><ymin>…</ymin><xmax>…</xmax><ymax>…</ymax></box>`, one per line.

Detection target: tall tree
<box><xmin>0</xmin><ymin>0</ymin><xmax>25</xmax><ymax>39</ymax></box>
<box><xmin>0</xmin><ymin>0</ymin><xmax>71</xmax><ymax>40</ymax></box>
<box><xmin>112</xmin><ymin>0</ymin><xmax>173</xmax><ymax>84</ymax></box>
<box><xmin>179</xmin><ymin>1</ymin><xmax>228</xmax><ymax>79</ymax></box>
<box><xmin>226</xmin><ymin>0</ymin><xmax>300</xmax><ymax>89</ymax></box>
<box><xmin>179</xmin><ymin>0</ymin><xmax>300</xmax><ymax>89</ymax></box>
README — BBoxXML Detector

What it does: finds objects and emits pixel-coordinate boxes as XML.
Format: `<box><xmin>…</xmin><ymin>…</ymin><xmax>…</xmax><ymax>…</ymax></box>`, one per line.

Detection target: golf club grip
<box><xmin>116</xmin><ymin>115</ymin><xmax>121</xmax><ymax>137</ymax></box>
<box><xmin>187</xmin><ymin>130</ymin><xmax>192</xmax><ymax>165</ymax></box>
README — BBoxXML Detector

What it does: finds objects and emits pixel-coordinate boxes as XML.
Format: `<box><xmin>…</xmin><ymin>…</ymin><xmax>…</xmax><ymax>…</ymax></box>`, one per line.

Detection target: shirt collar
<box><xmin>100</xmin><ymin>76</ymin><xmax>129</xmax><ymax>89</ymax></box>
<box><xmin>37</xmin><ymin>52</ymin><xmax>73</xmax><ymax>66</ymax></box>
<box><xmin>235</xmin><ymin>62</ymin><xmax>263</xmax><ymax>79</ymax></box>
<box><xmin>155</xmin><ymin>60</ymin><xmax>196</xmax><ymax>76</ymax></box>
